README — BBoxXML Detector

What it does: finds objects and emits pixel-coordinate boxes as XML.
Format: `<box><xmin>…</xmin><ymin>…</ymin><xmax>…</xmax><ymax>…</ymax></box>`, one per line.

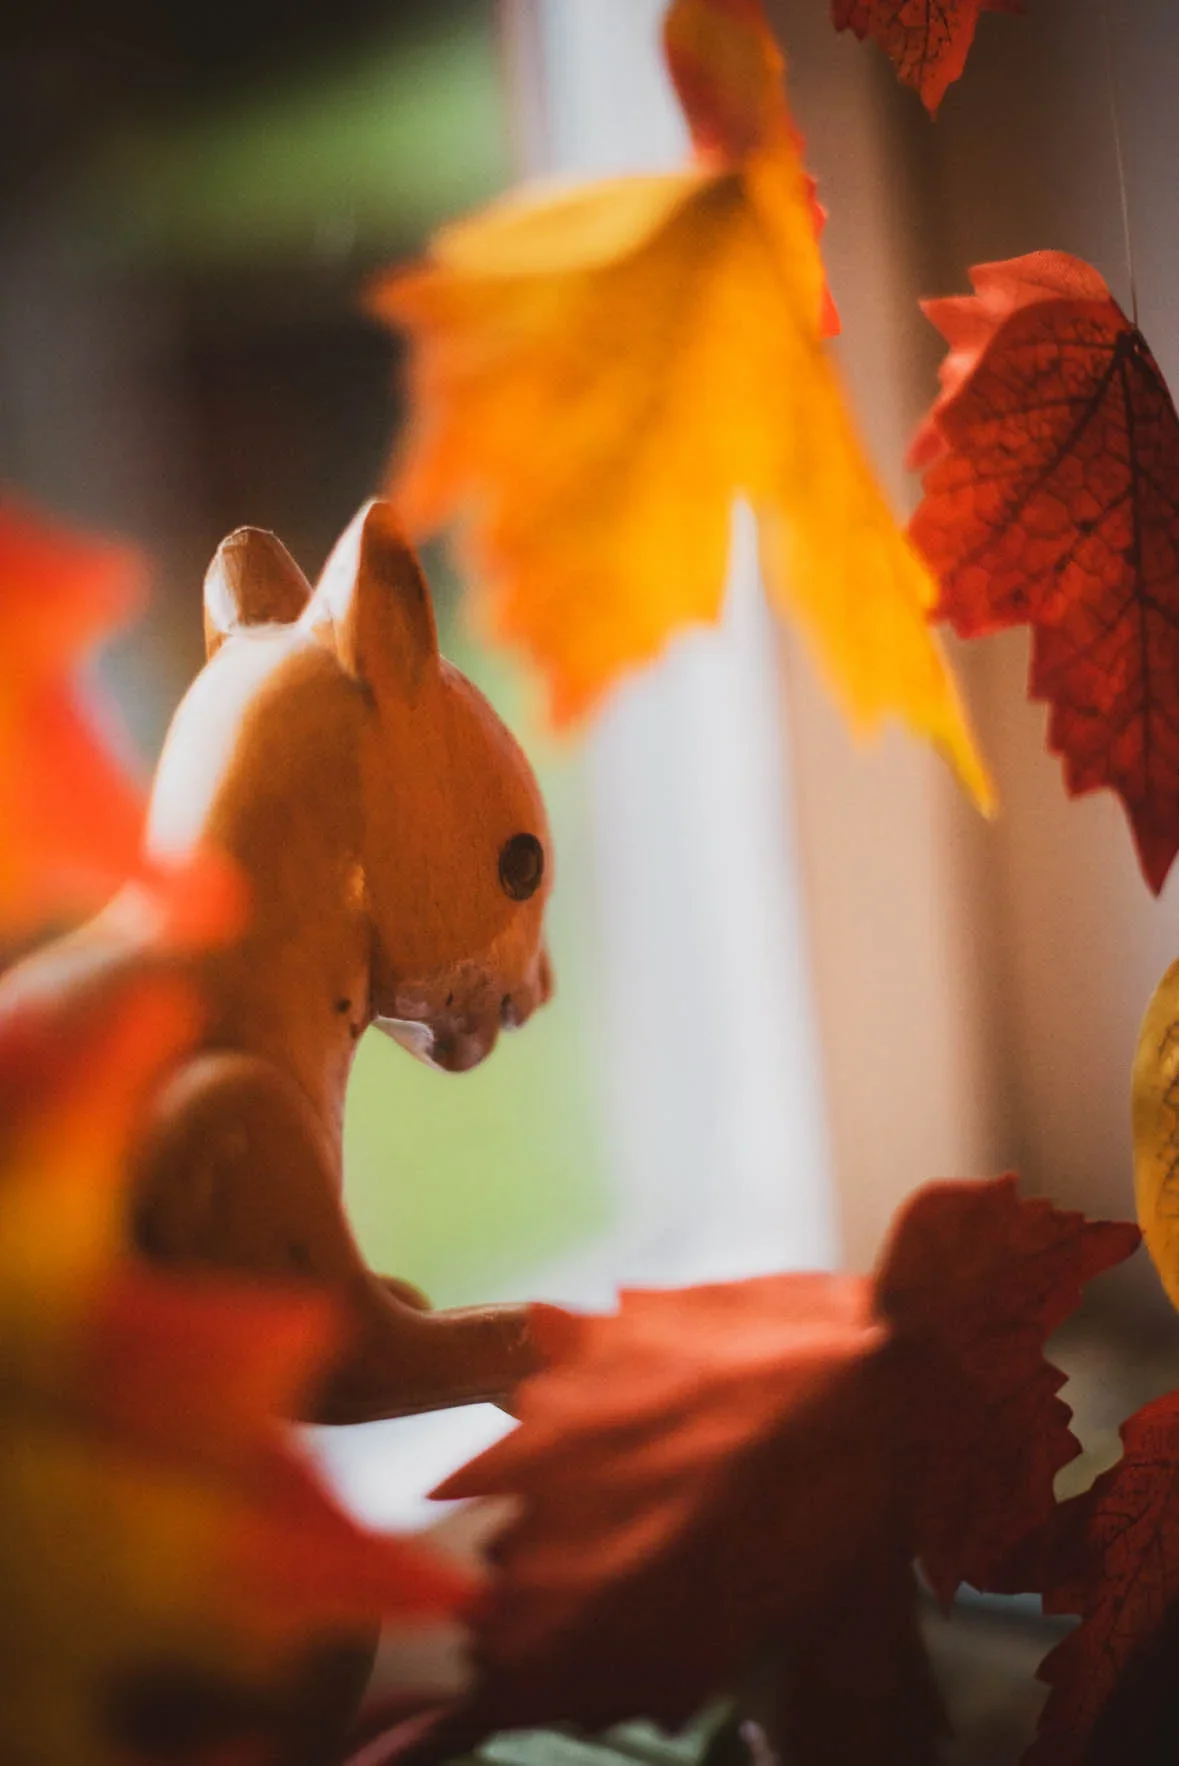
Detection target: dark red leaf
<box><xmin>359</xmin><ymin>1181</ymin><xmax>1136</xmax><ymax>1765</ymax></box>
<box><xmin>910</xmin><ymin>251</ymin><xmax>1179</xmax><ymax>892</ymax></box>
<box><xmin>1025</xmin><ymin>1391</ymin><xmax>1179</xmax><ymax>1765</ymax></box>
<box><xmin>876</xmin><ymin>1175</ymin><xmax>1140</xmax><ymax>1601</ymax></box>
<box><xmin>781</xmin><ymin>1547</ymin><xmax>946</xmax><ymax>1766</ymax></box>
<box><xmin>832</xmin><ymin>0</ymin><xmax>1022</xmax><ymax>114</ymax></box>
<box><xmin>426</xmin><ymin>1275</ymin><xmax>889</xmax><ymax>1747</ymax></box>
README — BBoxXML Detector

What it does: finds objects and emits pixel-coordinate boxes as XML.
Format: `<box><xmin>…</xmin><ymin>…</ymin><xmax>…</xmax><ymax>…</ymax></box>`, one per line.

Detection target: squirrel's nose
<box><xmin>431</xmin><ymin>1022</ymin><xmax>499</xmax><ymax>1072</ymax></box>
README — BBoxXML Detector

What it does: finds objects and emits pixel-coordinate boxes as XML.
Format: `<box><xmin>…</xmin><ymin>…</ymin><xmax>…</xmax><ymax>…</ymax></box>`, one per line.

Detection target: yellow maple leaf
<box><xmin>371</xmin><ymin>0</ymin><xmax>991</xmax><ymax>808</ymax></box>
<box><xmin>1134</xmin><ymin>958</ymin><xmax>1179</xmax><ymax>1311</ymax></box>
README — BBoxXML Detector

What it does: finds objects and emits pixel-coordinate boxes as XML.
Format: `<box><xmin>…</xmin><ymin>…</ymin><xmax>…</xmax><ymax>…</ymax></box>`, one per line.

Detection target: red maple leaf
<box><xmin>362</xmin><ymin>1179</ymin><xmax>1136</xmax><ymax>1763</ymax></box>
<box><xmin>0</xmin><ymin>499</ymin><xmax>147</xmax><ymax>931</ymax></box>
<box><xmin>399</xmin><ymin>1274</ymin><xmax>891</xmax><ymax>1754</ymax></box>
<box><xmin>831</xmin><ymin>0</ymin><xmax>1022</xmax><ymax>114</ymax></box>
<box><xmin>877</xmin><ymin>1175</ymin><xmax>1140</xmax><ymax>1603</ymax></box>
<box><xmin>779</xmin><ymin>1544</ymin><xmax>946</xmax><ymax>1766</ymax></box>
<box><xmin>910</xmin><ymin>251</ymin><xmax>1179</xmax><ymax>893</ymax></box>
<box><xmin>1022</xmin><ymin>1391</ymin><xmax>1179</xmax><ymax>1766</ymax></box>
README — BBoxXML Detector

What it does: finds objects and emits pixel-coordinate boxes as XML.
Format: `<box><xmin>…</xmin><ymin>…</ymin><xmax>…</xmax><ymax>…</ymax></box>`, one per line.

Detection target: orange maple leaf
<box><xmin>372</xmin><ymin>0</ymin><xmax>990</xmax><ymax>809</ymax></box>
<box><xmin>910</xmin><ymin>251</ymin><xmax>1179</xmax><ymax>893</ymax></box>
<box><xmin>363</xmin><ymin>1178</ymin><xmax>1134</xmax><ymax>1762</ymax></box>
<box><xmin>0</xmin><ymin>929</ymin><xmax>470</xmax><ymax>1764</ymax></box>
<box><xmin>0</xmin><ymin>499</ymin><xmax>149</xmax><ymax>932</ymax></box>
<box><xmin>832</xmin><ymin>0</ymin><xmax>1022</xmax><ymax>114</ymax></box>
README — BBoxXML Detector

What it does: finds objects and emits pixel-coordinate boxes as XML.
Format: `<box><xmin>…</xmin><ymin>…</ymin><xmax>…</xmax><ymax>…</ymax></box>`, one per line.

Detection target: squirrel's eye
<box><xmin>499</xmin><ymin>832</ymin><xmax>544</xmax><ymax>902</ymax></box>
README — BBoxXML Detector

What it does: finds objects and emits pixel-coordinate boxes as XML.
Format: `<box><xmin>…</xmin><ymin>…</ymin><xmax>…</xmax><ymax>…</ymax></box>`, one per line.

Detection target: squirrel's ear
<box><xmin>310</xmin><ymin>500</ymin><xmax>439</xmax><ymax>702</ymax></box>
<box><xmin>203</xmin><ymin>528</ymin><xmax>312</xmax><ymax>658</ymax></box>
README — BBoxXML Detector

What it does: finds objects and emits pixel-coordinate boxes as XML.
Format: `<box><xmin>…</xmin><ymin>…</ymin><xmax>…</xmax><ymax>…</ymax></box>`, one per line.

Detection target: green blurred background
<box><xmin>0</xmin><ymin>0</ymin><xmax>611</xmax><ymax>1306</ymax></box>
<box><xmin>344</xmin><ymin>610</ymin><xmax>610</xmax><ymax>1305</ymax></box>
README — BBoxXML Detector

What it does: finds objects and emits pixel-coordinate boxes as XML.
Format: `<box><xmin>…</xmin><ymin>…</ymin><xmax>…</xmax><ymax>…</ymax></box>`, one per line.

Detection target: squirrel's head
<box><xmin>202</xmin><ymin>500</ymin><xmax>553</xmax><ymax>1073</ymax></box>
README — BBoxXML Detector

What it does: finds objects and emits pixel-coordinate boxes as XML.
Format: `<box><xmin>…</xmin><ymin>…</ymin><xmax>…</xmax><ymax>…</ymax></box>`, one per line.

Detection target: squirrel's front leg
<box><xmin>315</xmin><ymin>1288</ymin><xmax>538</xmax><ymax>1424</ymax></box>
<box><xmin>132</xmin><ymin>1051</ymin><xmax>539</xmax><ymax>1422</ymax></box>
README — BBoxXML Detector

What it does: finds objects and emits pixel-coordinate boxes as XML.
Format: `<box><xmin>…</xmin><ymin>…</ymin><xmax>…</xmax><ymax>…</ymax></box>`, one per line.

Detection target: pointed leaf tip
<box><xmin>664</xmin><ymin>0</ymin><xmax>790</xmax><ymax>162</ymax></box>
<box><xmin>832</xmin><ymin>0</ymin><xmax>1023</xmax><ymax>114</ymax></box>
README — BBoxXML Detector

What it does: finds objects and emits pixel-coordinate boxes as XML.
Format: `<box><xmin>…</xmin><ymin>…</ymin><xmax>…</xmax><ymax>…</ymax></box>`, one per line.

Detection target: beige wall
<box><xmin>772</xmin><ymin>0</ymin><xmax>1179</xmax><ymax>1281</ymax></box>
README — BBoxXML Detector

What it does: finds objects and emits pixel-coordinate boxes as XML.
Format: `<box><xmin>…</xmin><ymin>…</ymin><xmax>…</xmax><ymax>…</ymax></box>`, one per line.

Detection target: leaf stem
<box><xmin>1100</xmin><ymin>0</ymin><xmax>1139</xmax><ymax>329</ymax></box>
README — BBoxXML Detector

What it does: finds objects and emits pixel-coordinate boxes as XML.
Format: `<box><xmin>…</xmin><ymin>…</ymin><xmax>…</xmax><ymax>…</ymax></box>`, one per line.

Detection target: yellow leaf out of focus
<box><xmin>372</xmin><ymin>0</ymin><xmax>991</xmax><ymax>810</ymax></box>
<box><xmin>1133</xmin><ymin>958</ymin><xmax>1179</xmax><ymax>1311</ymax></box>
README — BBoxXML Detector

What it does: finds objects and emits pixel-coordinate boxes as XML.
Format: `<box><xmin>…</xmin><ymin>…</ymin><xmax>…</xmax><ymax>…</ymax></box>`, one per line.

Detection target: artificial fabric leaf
<box><xmin>910</xmin><ymin>250</ymin><xmax>1179</xmax><ymax>892</ymax></box>
<box><xmin>1023</xmin><ymin>1391</ymin><xmax>1179</xmax><ymax>1766</ymax></box>
<box><xmin>0</xmin><ymin>962</ymin><xmax>471</xmax><ymax>1765</ymax></box>
<box><xmin>373</xmin><ymin>0</ymin><xmax>990</xmax><ymax>808</ymax></box>
<box><xmin>409</xmin><ymin>1275</ymin><xmax>889</xmax><ymax>1752</ymax></box>
<box><xmin>367</xmin><ymin>1179</ymin><xmax>1134</xmax><ymax>1764</ymax></box>
<box><xmin>780</xmin><ymin>1546</ymin><xmax>945</xmax><ymax>1766</ymax></box>
<box><xmin>876</xmin><ymin>1174</ymin><xmax>1140</xmax><ymax>1602</ymax></box>
<box><xmin>831</xmin><ymin>0</ymin><xmax>1021</xmax><ymax>114</ymax></box>
<box><xmin>1054</xmin><ymin>1590</ymin><xmax>1179</xmax><ymax>1766</ymax></box>
<box><xmin>0</xmin><ymin>499</ymin><xmax>147</xmax><ymax>931</ymax></box>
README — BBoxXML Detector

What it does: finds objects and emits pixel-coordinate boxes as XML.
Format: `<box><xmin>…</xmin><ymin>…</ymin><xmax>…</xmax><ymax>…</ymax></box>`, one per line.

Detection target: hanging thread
<box><xmin>1099</xmin><ymin>0</ymin><xmax>1139</xmax><ymax>327</ymax></box>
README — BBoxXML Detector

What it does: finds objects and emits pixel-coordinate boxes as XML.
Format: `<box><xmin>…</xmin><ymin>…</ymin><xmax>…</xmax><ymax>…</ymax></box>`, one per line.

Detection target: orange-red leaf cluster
<box><xmin>832</xmin><ymin>0</ymin><xmax>1022</xmax><ymax>113</ymax></box>
<box><xmin>366</xmin><ymin>1178</ymin><xmax>1135</xmax><ymax>1764</ymax></box>
<box><xmin>911</xmin><ymin>251</ymin><xmax>1179</xmax><ymax>893</ymax></box>
<box><xmin>0</xmin><ymin>869</ymin><xmax>469</xmax><ymax>1762</ymax></box>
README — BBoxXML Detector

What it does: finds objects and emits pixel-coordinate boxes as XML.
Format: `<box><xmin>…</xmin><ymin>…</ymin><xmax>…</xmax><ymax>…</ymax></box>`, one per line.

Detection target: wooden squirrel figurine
<box><xmin>0</xmin><ymin>500</ymin><xmax>552</xmax><ymax>1423</ymax></box>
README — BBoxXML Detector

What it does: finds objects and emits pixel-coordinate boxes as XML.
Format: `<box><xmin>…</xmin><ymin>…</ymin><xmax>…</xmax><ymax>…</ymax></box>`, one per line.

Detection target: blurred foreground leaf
<box><xmin>359</xmin><ymin>1179</ymin><xmax>1134</xmax><ymax>1765</ymax></box>
<box><xmin>0</xmin><ymin>900</ymin><xmax>471</xmax><ymax>1764</ymax></box>
<box><xmin>0</xmin><ymin>500</ymin><xmax>146</xmax><ymax>933</ymax></box>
